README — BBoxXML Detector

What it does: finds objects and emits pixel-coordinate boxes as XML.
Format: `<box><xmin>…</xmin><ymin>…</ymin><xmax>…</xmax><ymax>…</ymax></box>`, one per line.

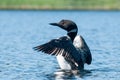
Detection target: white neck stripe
<box><xmin>68</xmin><ymin>29</ymin><xmax>77</xmax><ymax>33</ymax></box>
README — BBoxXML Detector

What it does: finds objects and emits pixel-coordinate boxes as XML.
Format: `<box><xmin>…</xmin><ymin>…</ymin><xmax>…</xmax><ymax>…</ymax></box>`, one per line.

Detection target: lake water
<box><xmin>0</xmin><ymin>10</ymin><xmax>120</xmax><ymax>80</ymax></box>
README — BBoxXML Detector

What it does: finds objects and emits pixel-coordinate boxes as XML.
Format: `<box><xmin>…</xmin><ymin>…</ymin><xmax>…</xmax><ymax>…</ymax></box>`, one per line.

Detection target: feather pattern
<box><xmin>33</xmin><ymin>36</ymin><xmax>83</xmax><ymax>68</ymax></box>
<box><xmin>73</xmin><ymin>35</ymin><xmax>92</xmax><ymax>64</ymax></box>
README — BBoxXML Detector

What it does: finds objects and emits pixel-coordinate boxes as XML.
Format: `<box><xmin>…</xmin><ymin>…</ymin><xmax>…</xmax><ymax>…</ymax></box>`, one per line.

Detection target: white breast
<box><xmin>56</xmin><ymin>55</ymin><xmax>71</xmax><ymax>70</ymax></box>
<box><xmin>73</xmin><ymin>35</ymin><xmax>82</xmax><ymax>48</ymax></box>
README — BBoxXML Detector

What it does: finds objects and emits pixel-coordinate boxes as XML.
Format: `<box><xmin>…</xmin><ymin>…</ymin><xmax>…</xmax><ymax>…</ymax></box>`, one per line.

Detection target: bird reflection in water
<box><xmin>54</xmin><ymin>69</ymin><xmax>91</xmax><ymax>80</ymax></box>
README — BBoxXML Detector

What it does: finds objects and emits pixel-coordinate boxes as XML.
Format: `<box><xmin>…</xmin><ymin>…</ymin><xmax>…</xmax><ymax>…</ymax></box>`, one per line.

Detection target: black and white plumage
<box><xmin>33</xmin><ymin>20</ymin><xmax>92</xmax><ymax>70</ymax></box>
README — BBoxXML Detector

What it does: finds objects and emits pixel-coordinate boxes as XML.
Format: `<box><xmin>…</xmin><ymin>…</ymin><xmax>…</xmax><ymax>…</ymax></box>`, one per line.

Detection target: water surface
<box><xmin>0</xmin><ymin>10</ymin><xmax>120</xmax><ymax>80</ymax></box>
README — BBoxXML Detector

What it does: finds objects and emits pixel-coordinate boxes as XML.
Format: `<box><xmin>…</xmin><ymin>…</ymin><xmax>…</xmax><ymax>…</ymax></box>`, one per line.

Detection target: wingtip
<box><xmin>33</xmin><ymin>46</ymin><xmax>40</xmax><ymax>52</ymax></box>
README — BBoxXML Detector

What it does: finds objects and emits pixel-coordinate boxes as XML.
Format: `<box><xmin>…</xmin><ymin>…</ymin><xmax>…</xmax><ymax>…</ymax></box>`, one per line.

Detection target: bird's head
<box><xmin>50</xmin><ymin>19</ymin><xmax>78</xmax><ymax>42</ymax></box>
<box><xmin>49</xmin><ymin>19</ymin><xmax>78</xmax><ymax>33</ymax></box>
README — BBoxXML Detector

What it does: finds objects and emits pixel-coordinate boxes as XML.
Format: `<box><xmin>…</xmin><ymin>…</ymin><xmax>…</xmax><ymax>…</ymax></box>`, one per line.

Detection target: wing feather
<box><xmin>33</xmin><ymin>36</ymin><xmax>83</xmax><ymax>65</ymax></box>
<box><xmin>73</xmin><ymin>35</ymin><xmax>92</xmax><ymax>64</ymax></box>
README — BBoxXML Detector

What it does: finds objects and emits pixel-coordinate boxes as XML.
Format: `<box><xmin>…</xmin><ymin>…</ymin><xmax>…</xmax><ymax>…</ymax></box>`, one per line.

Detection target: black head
<box><xmin>50</xmin><ymin>19</ymin><xmax>78</xmax><ymax>42</ymax></box>
<box><xmin>49</xmin><ymin>19</ymin><xmax>78</xmax><ymax>32</ymax></box>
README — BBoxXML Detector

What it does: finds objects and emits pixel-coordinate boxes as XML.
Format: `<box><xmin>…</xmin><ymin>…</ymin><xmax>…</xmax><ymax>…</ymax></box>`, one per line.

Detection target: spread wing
<box><xmin>73</xmin><ymin>35</ymin><xmax>92</xmax><ymax>64</ymax></box>
<box><xmin>33</xmin><ymin>36</ymin><xmax>83</xmax><ymax>65</ymax></box>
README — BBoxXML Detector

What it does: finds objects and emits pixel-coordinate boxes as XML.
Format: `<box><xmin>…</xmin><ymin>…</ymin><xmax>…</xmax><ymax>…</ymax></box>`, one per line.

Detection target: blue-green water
<box><xmin>0</xmin><ymin>10</ymin><xmax>120</xmax><ymax>80</ymax></box>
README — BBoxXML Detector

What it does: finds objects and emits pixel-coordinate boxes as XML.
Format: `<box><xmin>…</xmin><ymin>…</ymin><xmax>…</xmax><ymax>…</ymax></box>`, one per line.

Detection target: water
<box><xmin>0</xmin><ymin>10</ymin><xmax>120</xmax><ymax>80</ymax></box>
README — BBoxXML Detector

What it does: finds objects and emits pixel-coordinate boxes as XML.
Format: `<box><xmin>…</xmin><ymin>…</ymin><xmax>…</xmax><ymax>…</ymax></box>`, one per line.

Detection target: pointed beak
<box><xmin>49</xmin><ymin>23</ymin><xmax>60</xmax><ymax>26</ymax></box>
<box><xmin>49</xmin><ymin>22</ymin><xmax>67</xmax><ymax>31</ymax></box>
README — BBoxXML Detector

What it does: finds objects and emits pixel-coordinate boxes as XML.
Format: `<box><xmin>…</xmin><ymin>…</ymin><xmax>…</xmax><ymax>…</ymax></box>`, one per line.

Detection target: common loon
<box><xmin>33</xmin><ymin>20</ymin><xmax>92</xmax><ymax>70</ymax></box>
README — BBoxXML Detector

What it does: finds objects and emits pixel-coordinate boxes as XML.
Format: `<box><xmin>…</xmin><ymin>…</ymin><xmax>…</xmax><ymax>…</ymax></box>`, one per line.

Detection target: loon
<box><xmin>33</xmin><ymin>20</ymin><xmax>92</xmax><ymax>71</ymax></box>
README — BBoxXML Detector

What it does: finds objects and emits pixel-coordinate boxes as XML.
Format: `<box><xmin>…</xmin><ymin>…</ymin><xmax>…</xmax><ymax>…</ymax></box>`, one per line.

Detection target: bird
<box><xmin>33</xmin><ymin>19</ymin><xmax>92</xmax><ymax>71</ymax></box>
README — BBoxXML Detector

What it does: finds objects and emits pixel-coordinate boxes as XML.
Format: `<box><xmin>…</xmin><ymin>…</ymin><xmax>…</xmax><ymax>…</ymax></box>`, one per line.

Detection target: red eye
<box><xmin>60</xmin><ymin>20</ymin><xmax>64</xmax><ymax>25</ymax></box>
